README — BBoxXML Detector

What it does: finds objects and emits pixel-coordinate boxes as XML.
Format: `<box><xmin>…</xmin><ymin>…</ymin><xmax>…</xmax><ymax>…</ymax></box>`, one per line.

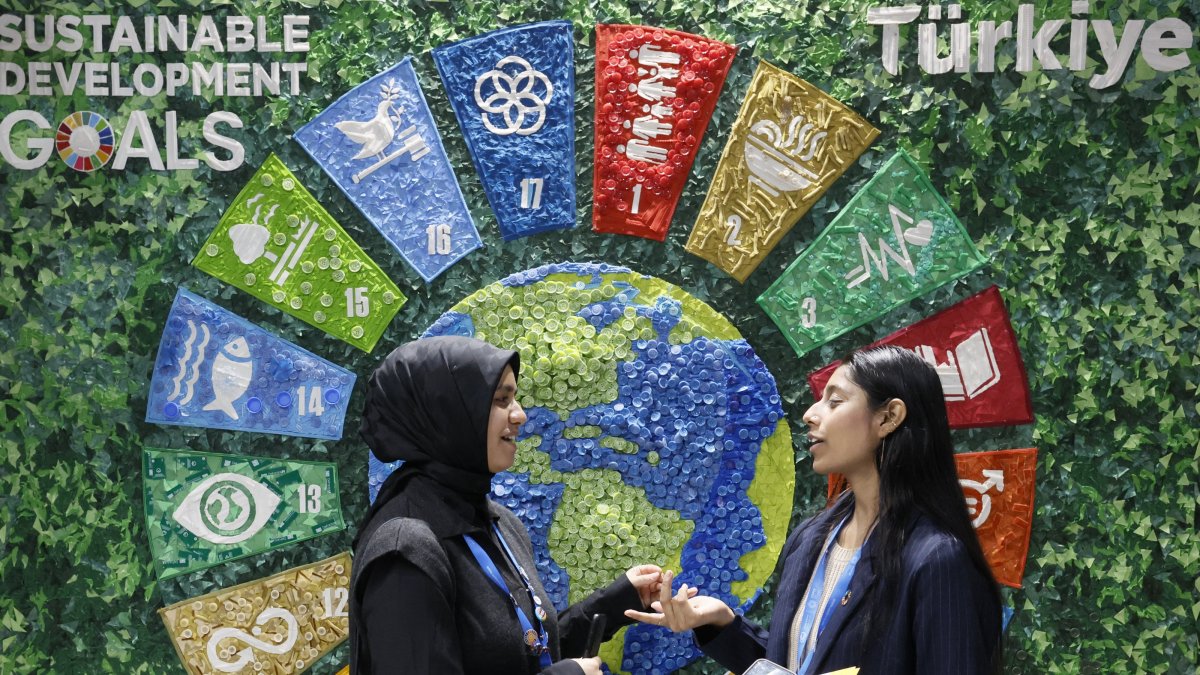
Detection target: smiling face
<box><xmin>802</xmin><ymin>365</ymin><xmax>890</xmax><ymax>480</ymax></box>
<box><xmin>486</xmin><ymin>365</ymin><xmax>526</xmax><ymax>473</ymax></box>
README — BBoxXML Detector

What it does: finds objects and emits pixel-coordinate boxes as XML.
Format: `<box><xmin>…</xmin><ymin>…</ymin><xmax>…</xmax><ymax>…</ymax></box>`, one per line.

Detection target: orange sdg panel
<box><xmin>955</xmin><ymin>448</ymin><xmax>1037</xmax><ymax>588</ymax></box>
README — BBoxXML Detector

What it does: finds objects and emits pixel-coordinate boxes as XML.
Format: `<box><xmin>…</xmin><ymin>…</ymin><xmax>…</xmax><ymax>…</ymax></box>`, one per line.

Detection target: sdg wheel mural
<box><xmin>370</xmin><ymin>262</ymin><xmax>795</xmax><ymax>673</ymax></box>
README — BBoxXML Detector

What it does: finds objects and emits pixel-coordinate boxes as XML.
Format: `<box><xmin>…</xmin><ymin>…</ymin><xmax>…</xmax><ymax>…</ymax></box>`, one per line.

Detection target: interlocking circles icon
<box><xmin>474</xmin><ymin>55</ymin><xmax>554</xmax><ymax>137</ymax></box>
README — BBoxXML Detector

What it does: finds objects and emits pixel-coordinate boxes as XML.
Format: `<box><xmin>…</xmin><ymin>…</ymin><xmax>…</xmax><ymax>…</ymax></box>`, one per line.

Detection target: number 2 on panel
<box><xmin>520</xmin><ymin>178</ymin><xmax>544</xmax><ymax>209</ymax></box>
<box><xmin>724</xmin><ymin>215</ymin><xmax>743</xmax><ymax>246</ymax></box>
<box><xmin>426</xmin><ymin>224</ymin><xmax>452</xmax><ymax>255</ymax></box>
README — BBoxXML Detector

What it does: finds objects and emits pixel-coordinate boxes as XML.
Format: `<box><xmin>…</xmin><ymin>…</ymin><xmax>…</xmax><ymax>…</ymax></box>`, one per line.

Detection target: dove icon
<box><xmin>336</xmin><ymin>95</ymin><xmax>432</xmax><ymax>184</ymax></box>
<box><xmin>336</xmin><ymin>100</ymin><xmax>396</xmax><ymax>160</ymax></box>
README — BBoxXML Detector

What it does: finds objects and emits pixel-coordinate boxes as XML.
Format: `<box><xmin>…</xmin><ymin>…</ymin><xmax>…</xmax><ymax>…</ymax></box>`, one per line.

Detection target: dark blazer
<box><xmin>699</xmin><ymin>504</ymin><xmax>1000</xmax><ymax>675</ymax></box>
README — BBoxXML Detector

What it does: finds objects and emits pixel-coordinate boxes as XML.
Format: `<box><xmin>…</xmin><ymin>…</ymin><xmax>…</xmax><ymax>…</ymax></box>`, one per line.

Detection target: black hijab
<box><xmin>358</xmin><ymin>336</ymin><xmax>520</xmax><ymax>539</ymax></box>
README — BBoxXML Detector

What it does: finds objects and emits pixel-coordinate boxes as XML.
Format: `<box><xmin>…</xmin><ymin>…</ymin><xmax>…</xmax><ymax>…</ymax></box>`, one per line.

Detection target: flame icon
<box><xmin>743</xmin><ymin>114</ymin><xmax>827</xmax><ymax>197</ymax></box>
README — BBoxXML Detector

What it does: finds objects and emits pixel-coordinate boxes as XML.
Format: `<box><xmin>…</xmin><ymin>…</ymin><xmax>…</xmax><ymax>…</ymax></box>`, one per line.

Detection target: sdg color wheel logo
<box><xmin>56</xmin><ymin>111</ymin><xmax>115</xmax><ymax>172</ymax></box>
<box><xmin>370</xmin><ymin>262</ymin><xmax>795</xmax><ymax>674</ymax></box>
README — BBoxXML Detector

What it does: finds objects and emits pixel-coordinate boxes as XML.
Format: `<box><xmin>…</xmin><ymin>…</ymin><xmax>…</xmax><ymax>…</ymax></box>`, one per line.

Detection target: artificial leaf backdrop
<box><xmin>0</xmin><ymin>0</ymin><xmax>1196</xmax><ymax>673</ymax></box>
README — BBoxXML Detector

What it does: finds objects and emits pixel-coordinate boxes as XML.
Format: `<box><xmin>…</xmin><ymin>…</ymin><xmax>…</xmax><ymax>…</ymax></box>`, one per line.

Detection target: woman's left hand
<box><xmin>624</xmin><ymin>564</ymin><xmax>663</xmax><ymax>608</ymax></box>
<box><xmin>624</xmin><ymin>564</ymin><xmax>698</xmax><ymax>609</ymax></box>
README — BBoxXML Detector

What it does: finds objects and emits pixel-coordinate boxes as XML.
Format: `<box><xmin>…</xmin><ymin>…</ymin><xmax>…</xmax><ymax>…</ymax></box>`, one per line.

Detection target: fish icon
<box><xmin>202</xmin><ymin>336</ymin><xmax>253</xmax><ymax>420</ymax></box>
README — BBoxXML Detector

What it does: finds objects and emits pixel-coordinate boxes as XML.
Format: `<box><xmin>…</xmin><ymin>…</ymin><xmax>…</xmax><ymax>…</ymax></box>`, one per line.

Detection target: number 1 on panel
<box><xmin>631</xmin><ymin>183</ymin><xmax>643</xmax><ymax>215</ymax></box>
<box><xmin>520</xmin><ymin>178</ymin><xmax>544</xmax><ymax>209</ymax></box>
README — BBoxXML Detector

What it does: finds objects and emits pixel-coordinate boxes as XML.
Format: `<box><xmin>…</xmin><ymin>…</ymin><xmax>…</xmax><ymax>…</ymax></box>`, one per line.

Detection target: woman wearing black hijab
<box><xmin>349</xmin><ymin>337</ymin><xmax>665</xmax><ymax>674</ymax></box>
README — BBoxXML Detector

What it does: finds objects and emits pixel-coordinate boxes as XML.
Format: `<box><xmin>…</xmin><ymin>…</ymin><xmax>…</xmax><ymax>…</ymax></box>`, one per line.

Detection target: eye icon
<box><xmin>172</xmin><ymin>473</ymin><xmax>281</xmax><ymax>545</ymax></box>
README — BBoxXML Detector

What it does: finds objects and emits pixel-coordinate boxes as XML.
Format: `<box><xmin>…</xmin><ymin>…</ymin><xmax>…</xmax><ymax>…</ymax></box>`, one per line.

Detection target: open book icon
<box><xmin>915</xmin><ymin>327</ymin><xmax>1001</xmax><ymax>401</ymax></box>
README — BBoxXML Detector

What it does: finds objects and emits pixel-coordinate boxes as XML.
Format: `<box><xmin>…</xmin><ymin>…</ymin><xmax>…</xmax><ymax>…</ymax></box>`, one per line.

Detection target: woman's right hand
<box><xmin>569</xmin><ymin>656</ymin><xmax>602</xmax><ymax>675</ymax></box>
<box><xmin>622</xmin><ymin>570</ymin><xmax>735</xmax><ymax>633</ymax></box>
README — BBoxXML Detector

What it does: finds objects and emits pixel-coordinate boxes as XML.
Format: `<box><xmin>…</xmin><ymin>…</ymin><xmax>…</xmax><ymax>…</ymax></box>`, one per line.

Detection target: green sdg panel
<box><xmin>193</xmin><ymin>154</ymin><xmax>405</xmax><ymax>352</ymax></box>
<box><xmin>143</xmin><ymin>448</ymin><xmax>345</xmax><ymax>580</ymax></box>
<box><xmin>758</xmin><ymin>150</ymin><xmax>987</xmax><ymax>357</ymax></box>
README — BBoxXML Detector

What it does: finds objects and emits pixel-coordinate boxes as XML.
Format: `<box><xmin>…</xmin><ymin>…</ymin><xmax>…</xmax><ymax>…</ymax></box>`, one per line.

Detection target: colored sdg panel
<box><xmin>143</xmin><ymin>448</ymin><xmax>345</xmax><ymax>580</ymax></box>
<box><xmin>194</xmin><ymin>154</ymin><xmax>405</xmax><ymax>352</ymax></box>
<box><xmin>160</xmin><ymin>552</ymin><xmax>351</xmax><ymax>674</ymax></box>
<box><xmin>686</xmin><ymin>61</ymin><xmax>879</xmax><ymax>281</ymax></box>
<box><xmin>294</xmin><ymin>57</ymin><xmax>483</xmax><ymax>283</ymax></box>
<box><xmin>433</xmin><ymin>20</ymin><xmax>577</xmax><ymax>240</ymax></box>
<box><xmin>808</xmin><ymin>286</ymin><xmax>1034</xmax><ymax>429</ymax></box>
<box><xmin>146</xmin><ymin>289</ymin><xmax>355</xmax><ymax>439</ymax></box>
<box><xmin>592</xmin><ymin>24</ymin><xmax>736</xmax><ymax>241</ymax></box>
<box><xmin>759</xmin><ymin>150</ymin><xmax>988</xmax><ymax>357</ymax></box>
<box><xmin>956</xmin><ymin>448</ymin><xmax>1038</xmax><ymax>589</ymax></box>
<box><xmin>371</xmin><ymin>262</ymin><xmax>795</xmax><ymax>675</ymax></box>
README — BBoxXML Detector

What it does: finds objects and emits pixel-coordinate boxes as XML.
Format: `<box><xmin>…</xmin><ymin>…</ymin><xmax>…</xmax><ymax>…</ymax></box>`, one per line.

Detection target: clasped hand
<box><xmin>622</xmin><ymin>569</ymin><xmax>734</xmax><ymax>632</ymax></box>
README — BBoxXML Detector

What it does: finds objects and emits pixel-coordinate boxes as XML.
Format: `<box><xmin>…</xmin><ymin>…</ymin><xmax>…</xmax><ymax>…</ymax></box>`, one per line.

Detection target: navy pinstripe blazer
<box><xmin>699</xmin><ymin>503</ymin><xmax>1000</xmax><ymax>675</ymax></box>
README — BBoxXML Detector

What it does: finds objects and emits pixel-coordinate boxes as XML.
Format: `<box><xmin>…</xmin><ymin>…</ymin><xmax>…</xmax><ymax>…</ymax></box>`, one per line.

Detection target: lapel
<box><xmin>765</xmin><ymin>510</ymin><xmax>836</xmax><ymax>663</ymax></box>
<box><xmin>806</xmin><ymin>535</ymin><xmax>880</xmax><ymax>674</ymax></box>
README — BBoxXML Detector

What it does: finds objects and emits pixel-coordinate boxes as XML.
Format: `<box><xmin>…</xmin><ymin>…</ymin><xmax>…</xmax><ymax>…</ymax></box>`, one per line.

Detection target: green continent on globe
<box><xmin>514</xmin><ymin>438</ymin><xmax>692</xmax><ymax>604</ymax></box>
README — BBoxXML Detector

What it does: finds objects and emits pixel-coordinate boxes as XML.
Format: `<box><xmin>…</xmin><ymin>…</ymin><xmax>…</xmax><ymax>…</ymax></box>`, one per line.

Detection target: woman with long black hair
<box><xmin>626</xmin><ymin>344</ymin><xmax>1003</xmax><ymax>674</ymax></box>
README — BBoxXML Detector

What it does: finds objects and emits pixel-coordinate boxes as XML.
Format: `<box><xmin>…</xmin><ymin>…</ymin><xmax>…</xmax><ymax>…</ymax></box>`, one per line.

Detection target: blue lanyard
<box><xmin>463</xmin><ymin>525</ymin><xmax>553</xmax><ymax>670</ymax></box>
<box><xmin>794</xmin><ymin>517</ymin><xmax>863</xmax><ymax>675</ymax></box>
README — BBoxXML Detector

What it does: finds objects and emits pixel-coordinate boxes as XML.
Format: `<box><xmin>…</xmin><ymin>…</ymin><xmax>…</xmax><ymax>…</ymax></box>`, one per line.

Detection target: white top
<box><xmin>787</xmin><ymin>541</ymin><xmax>859</xmax><ymax>672</ymax></box>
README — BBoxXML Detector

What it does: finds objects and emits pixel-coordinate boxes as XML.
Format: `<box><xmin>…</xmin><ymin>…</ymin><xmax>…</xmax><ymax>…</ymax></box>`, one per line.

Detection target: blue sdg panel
<box><xmin>146</xmin><ymin>289</ymin><xmax>356</xmax><ymax>440</ymax></box>
<box><xmin>294</xmin><ymin>57</ymin><xmax>482</xmax><ymax>283</ymax></box>
<box><xmin>433</xmin><ymin>21</ymin><xmax>577</xmax><ymax>240</ymax></box>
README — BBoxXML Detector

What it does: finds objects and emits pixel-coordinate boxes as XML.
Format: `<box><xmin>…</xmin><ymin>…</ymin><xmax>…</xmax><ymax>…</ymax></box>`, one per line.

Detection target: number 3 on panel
<box><xmin>426</xmin><ymin>224</ymin><xmax>452</xmax><ymax>255</ymax></box>
<box><xmin>800</xmin><ymin>297</ymin><xmax>817</xmax><ymax>328</ymax></box>
<box><xmin>520</xmin><ymin>178</ymin><xmax>544</xmax><ymax>209</ymax></box>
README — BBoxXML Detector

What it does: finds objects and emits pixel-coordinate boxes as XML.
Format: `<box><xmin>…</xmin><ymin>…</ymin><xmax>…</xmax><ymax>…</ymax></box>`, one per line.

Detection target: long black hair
<box><xmin>824</xmin><ymin>344</ymin><xmax>1003</xmax><ymax>670</ymax></box>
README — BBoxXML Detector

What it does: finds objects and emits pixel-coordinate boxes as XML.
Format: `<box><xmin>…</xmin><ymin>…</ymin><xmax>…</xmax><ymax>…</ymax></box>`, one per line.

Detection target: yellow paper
<box><xmin>685</xmin><ymin>61</ymin><xmax>879</xmax><ymax>282</ymax></box>
<box><xmin>160</xmin><ymin>552</ymin><xmax>351</xmax><ymax>674</ymax></box>
<box><xmin>820</xmin><ymin>669</ymin><xmax>860</xmax><ymax>675</ymax></box>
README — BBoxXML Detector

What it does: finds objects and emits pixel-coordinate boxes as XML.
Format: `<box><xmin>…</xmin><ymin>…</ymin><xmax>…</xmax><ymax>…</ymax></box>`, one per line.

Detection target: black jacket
<box><xmin>350</xmin><ymin>479</ymin><xmax>642</xmax><ymax>674</ymax></box>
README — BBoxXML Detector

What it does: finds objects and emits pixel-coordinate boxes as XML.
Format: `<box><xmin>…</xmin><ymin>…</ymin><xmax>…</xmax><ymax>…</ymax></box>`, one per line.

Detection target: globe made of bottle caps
<box><xmin>369</xmin><ymin>262</ymin><xmax>794</xmax><ymax>674</ymax></box>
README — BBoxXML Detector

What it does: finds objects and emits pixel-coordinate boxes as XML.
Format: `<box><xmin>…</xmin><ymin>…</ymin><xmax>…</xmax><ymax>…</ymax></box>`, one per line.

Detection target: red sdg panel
<box><xmin>592</xmin><ymin>24</ymin><xmax>736</xmax><ymax>241</ymax></box>
<box><xmin>808</xmin><ymin>286</ymin><xmax>1034</xmax><ymax>430</ymax></box>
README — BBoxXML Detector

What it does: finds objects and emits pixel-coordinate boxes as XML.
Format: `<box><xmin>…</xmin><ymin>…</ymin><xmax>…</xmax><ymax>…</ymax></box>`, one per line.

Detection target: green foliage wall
<box><xmin>1</xmin><ymin>0</ymin><xmax>1196</xmax><ymax>673</ymax></box>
